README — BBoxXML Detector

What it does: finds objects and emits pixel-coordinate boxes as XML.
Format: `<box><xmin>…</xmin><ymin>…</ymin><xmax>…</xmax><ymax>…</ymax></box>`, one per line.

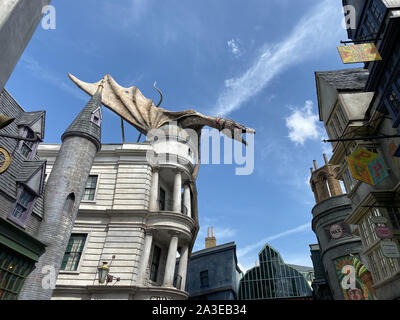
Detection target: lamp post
<box><xmin>97</xmin><ymin>256</ymin><xmax>120</xmax><ymax>285</ymax></box>
<box><xmin>97</xmin><ymin>262</ymin><xmax>110</xmax><ymax>284</ymax></box>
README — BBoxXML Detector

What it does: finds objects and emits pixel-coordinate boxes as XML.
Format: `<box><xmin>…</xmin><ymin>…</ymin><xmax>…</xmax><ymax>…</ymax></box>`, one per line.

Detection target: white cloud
<box><xmin>285</xmin><ymin>100</ymin><xmax>320</xmax><ymax>145</ymax></box>
<box><xmin>20</xmin><ymin>55</ymin><xmax>87</xmax><ymax>102</ymax></box>
<box><xmin>237</xmin><ymin>222</ymin><xmax>310</xmax><ymax>259</ymax></box>
<box><xmin>213</xmin><ymin>0</ymin><xmax>343</xmax><ymax>116</ymax></box>
<box><xmin>227</xmin><ymin>39</ymin><xmax>243</xmax><ymax>57</ymax></box>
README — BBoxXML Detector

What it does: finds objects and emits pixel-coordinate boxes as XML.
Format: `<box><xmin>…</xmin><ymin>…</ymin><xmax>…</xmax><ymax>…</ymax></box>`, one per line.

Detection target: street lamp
<box><xmin>97</xmin><ymin>262</ymin><xmax>110</xmax><ymax>284</ymax></box>
<box><xmin>97</xmin><ymin>256</ymin><xmax>120</xmax><ymax>285</ymax></box>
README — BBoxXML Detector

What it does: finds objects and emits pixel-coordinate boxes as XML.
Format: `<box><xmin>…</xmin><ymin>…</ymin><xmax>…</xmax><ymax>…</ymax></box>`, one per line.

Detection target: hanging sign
<box><xmin>346</xmin><ymin>148</ymin><xmax>389</xmax><ymax>185</ymax></box>
<box><xmin>325</xmin><ymin>222</ymin><xmax>352</xmax><ymax>241</ymax></box>
<box><xmin>375</xmin><ymin>226</ymin><xmax>393</xmax><ymax>239</ymax></box>
<box><xmin>380</xmin><ymin>240</ymin><xmax>400</xmax><ymax>258</ymax></box>
<box><xmin>337</xmin><ymin>43</ymin><xmax>382</xmax><ymax>64</ymax></box>
<box><xmin>371</xmin><ymin>216</ymin><xmax>388</xmax><ymax>224</ymax></box>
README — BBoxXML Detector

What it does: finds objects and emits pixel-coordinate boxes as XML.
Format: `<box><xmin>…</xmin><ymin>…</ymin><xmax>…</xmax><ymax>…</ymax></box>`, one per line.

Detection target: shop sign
<box><xmin>337</xmin><ymin>43</ymin><xmax>382</xmax><ymax>64</ymax></box>
<box><xmin>380</xmin><ymin>241</ymin><xmax>400</xmax><ymax>258</ymax></box>
<box><xmin>334</xmin><ymin>255</ymin><xmax>375</xmax><ymax>300</ymax></box>
<box><xmin>375</xmin><ymin>226</ymin><xmax>393</xmax><ymax>239</ymax></box>
<box><xmin>346</xmin><ymin>148</ymin><xmax>389</xmax><ymax>185</ymax></box>
<box><xmin>371</xmin><ymin>216</ymin><xmax>388</xmax><ymax>224</ymax></box>
<box><xmin>325</xmin><ymin>222</ymin><xmax>352</xmax><ymax>241</ymax></box>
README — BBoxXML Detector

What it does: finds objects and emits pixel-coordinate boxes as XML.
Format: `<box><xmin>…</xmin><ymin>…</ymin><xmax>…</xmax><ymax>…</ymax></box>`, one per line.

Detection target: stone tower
<box><xmin>309</xmin><ymin>154</ymin><xmax>365</xmax><ymax>300</ymax></box>
<box><xmin>309</xmin><ymin>154</ymin><xmax>343</xmax><ymax>203</ymax></box>
<box><xmin>19</xmin><ymin>83</ymin><xmax>103</xmax><ymax>300</ymax></box>
<box><xmin>205</xmin><ymin>227</ymin><xmax>216</xmax><ymax>249</ymax></box>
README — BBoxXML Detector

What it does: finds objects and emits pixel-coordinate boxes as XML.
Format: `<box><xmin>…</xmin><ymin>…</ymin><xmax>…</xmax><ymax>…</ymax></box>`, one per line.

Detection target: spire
<box><xmin>61</xmin><ymin>78</ymin><xmax>105</xmax><ymax>151</ymax></box>
<box><xmin>205</xmin><ymin>226</ymin><xmax>216</xmax><ymax>249</ymax></box>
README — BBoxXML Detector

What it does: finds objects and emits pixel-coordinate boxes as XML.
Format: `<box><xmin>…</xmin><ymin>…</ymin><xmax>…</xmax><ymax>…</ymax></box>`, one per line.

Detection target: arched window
<box><xmin>63</xmin><ymin>193</ymin><xmax>75</xmax><ymax>215</ymax></box>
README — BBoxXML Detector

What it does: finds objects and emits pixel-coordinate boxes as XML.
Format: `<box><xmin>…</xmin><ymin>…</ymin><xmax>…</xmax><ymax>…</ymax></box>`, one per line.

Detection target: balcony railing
<box><xmin>157</xmin><ymin>199</ymin><xmax>190</xmax><ymax>215</ymax></box>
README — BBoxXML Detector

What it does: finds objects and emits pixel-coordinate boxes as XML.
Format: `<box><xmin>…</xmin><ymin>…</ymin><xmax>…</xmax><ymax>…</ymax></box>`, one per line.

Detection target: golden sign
<box><xmin>337</xmin><ymin>43</ymin><xmax>382</xmax><ymax>64</ymax></box>
<box><xmin>0</xmin><ymin>147</ymin><xmax>11</xmax><ymax>174</ymax></box>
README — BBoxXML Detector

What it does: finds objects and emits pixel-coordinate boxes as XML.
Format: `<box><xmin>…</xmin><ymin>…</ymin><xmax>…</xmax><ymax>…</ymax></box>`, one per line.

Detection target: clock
<box><xmin>0</xmin><ymin>147</ymin><xmax>11</xmax><ymax>174</ymax></box>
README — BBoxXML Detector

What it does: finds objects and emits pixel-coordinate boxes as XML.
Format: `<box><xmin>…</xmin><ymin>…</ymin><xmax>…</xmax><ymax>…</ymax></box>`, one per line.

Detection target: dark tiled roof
<box><xmin>315</xmin><ymin>68</ymin><xmax>369</xmax><ymax>91</ymax></box>
<box><xmin>16</xmin><ymin>160</ymin><xmax>46</xmax><ymax>185</ymax></box>
<box><xmin>15</xmin><ymin>111</ymin><xmax>45</xmax><ymax>127</ymax></box>
<box><xmin>0</xmin><ymin>89</ymin><xmax>45</xmax><ymax>218</ymax></box>
<box><xmin>61</xmin><ymin>92</ymin><xmax>102</xmax><ymax>150</ymax></box>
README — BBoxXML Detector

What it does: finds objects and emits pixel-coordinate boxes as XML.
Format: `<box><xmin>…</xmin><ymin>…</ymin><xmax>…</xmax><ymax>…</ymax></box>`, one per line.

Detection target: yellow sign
<box><xmin>337</xmin><ymin>43</ymin><xmax>382</xmax><ymax>64</ymax></box>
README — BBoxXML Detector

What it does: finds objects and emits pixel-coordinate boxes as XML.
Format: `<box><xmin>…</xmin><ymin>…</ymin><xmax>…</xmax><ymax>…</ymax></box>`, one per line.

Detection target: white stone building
<box><xmin>38</xmin><ymin>127</ymin><xmax>199</xmax><ymax>300</ymax></box>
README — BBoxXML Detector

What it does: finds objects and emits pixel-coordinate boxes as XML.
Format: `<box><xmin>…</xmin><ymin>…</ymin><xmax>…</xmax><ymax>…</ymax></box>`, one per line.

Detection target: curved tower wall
<box><xmin>310</xmin><ymin>156</ymin><xmax>364</xmax><ymax>300</ymax></box>
<box><xmin>19</xmin><ymin>136</ymin><xmax>98</xmax><ymax>300</ymax></box>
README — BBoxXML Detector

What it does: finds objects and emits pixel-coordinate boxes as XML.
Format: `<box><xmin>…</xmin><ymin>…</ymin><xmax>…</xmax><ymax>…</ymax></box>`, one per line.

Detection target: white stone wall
<box><xmin>38</xmin><ymin>142</ymin><xmax>198</xmax><ymax>299</ymax></box>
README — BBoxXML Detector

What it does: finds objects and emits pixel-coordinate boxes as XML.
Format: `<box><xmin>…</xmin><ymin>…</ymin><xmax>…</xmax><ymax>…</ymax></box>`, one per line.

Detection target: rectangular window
<box><xmin>60</xmin><ymin>234</ymin><xmax>87</xmax><ymax>271</ymax></box>
<box><xmin>0</xmin><ymin>246</ymin><xmax>33</xmax><ymax>300</ymax></box>
<box><xmin>9</xmin><ymin>189</ymin><xmax>35</xmax><ymax>225</ymax></box>
<box><xmin>82</xmin><ymin>175</ymin><xmax>98</xmax><ymax>201</ymax></box>
<box><xmin>200</xmin><ymin>270</ymin><xmax>209</xmax><ymax>288</ymax></box>
<box><xmin>19</xmin><ymin>129</ymin><xmax>35</xmax><ymax>159</ymax></box>
<box><xmin>159</xmin><ymin>188</ymin><xmax>166</xmax><ymax>211</ymax></box>
<box><xmin>150</xmin><ymin>245</ymin><xmax>161</xmax><ymax>282</ymax></box>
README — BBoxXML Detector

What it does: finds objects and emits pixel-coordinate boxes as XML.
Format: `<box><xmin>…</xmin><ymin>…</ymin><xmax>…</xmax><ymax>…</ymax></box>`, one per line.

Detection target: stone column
<box><xmin>149</xmin><ymin>167</ymin><xmax>159</xmax><ymax>211</ymax></box>
<box><xmin>176</xmin><ymin>245</ymin><xmax>189</xmax><ymax>291</ymax></box>
<box><xmin>136</xmin><ymin>229</ymin><xmax>153</xmax><ymax>286</ymax></box>
<box><xmin>162</xmin><ymin>233</ymin><xmax>179</xmax><ymax>287</ymax></box>
<box><xmin>183</xmin><ymin>184</ymin><xmax>191</xmax><ymax>217</ymax></box>
<box><xmin>172</xmin><ymin>170</ymin><xmax>182</xmax><ymax>212</ymax></box>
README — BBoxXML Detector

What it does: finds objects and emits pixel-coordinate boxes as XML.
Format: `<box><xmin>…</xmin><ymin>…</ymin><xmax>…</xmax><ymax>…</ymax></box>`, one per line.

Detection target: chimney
<box><xmin>323</xmin><ymin>153</ymin><xmax>329</xmax><ymax>165</ymax></box>
<box><xmin>205</xmin><ymin>226</ymin><xmax>216</xmax><ymax>249</ymax></box>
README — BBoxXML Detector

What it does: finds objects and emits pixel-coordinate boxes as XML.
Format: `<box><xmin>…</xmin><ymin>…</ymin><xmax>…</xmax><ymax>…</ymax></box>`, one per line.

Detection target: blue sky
<box><xmin>6</xmin><ymin>0</ymin><xmax>359</xmax><ymax>271</ymax></box>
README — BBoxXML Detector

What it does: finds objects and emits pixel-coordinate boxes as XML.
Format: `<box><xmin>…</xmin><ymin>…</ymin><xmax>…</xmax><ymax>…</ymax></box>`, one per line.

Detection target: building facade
<box><xmin>315</xmin><ymin>64</ymin><xmax>400</xmax><ymax>299</ymax></box>
<box><xmin>36</xmin><ymin>124</ymin><xmax>199</xmax><ymax>300</ymax></box>
<box><xmin>238</xmin><ymin>244</ymin><xmax>313</xmax><ymax>300</ymax></box>
<box><xmin>178</xmin><ymin>231</ymin><xmax>242</xmax><ymax>300</ymax></box>
<box><xmin>309</xmin><ymin>244</ymin><xmax>333</xmax><ymax>300</ymax></box>
<box><xmin>0</xmin><ymin>89</ymin><xmax>47</xmax><ymax>300</ymax></box>
<box><xmin>309</xmin><ymin>153</ymin><xmax>368</xmax><ymax>300</ymax></box>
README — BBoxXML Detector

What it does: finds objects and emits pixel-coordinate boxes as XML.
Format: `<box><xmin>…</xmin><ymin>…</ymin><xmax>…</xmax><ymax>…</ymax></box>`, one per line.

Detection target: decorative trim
<box><xmin>0</xmin><ymin>217</ymin><xmax>45</xmax><ymax>261</ymax></box>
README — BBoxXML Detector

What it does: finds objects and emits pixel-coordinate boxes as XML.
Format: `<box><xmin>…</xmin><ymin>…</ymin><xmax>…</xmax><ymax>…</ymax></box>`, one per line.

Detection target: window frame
<box><xmin>18</xmin><ymin>127</ymin><xmax>38</xmax><ymax>160</ymax></box>
<box><xmin>59</xmin><ymin>233</ymin><xmax>88</xmax><ymax>273</ymax></box>
<box><xmin>81</xmin><ymin>174</ymin><xmax>99</xmax><ymax>202</ymax></box>
<box><xmin>0</xmin><ymin>246</ymin><xmax>34</xmax><ymax>300</ymax></box>
<box><xmin>150</xmin><ymin>245</ymin><xmax>161</xmax><ymax>282</ymax></box>
<box><xmin>8</xmin><ymin>187</ymin><xmax>36</xmax><ymax>228</ymax></box>
<box><xmin>200</xmin><ymin>270</ymin><xmax>209</xmax><ymax>288</ymax></box>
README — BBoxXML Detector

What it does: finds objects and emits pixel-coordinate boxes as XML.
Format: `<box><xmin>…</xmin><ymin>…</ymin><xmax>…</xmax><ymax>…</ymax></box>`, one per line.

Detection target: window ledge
<box><xmin>81</xmin><ymin>200</ymin><xmax>97</xmax><ymax>204</ymax></box>
<box><xmin>6</xmin><ymin>216</ymin><xmax>26</xmax><ymax>230</ymax></box>
<box><xmin>59</xmin><ymin>270</ymin><xmax>80</xmax><ymax>275</ymax></box>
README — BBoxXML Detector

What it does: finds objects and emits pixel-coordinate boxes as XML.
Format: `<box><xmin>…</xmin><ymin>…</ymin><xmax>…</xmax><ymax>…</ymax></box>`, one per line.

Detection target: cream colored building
<box><xmin>39</xmin><ymin>124</ymin><xmax>200</xmax><ymax>300</ymax></box>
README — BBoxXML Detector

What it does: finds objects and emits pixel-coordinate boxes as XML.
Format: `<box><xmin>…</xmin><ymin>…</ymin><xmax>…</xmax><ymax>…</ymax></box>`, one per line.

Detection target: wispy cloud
<box><xmin>237</xmin><ymin>223</ymin><xmax>310</xmax><ymax>258</ymax></box>
<box><xmin>20</xmin><ymin>55</ymin><xmax>87</xmax><ymax>102</ymax></box>
<box><xmin>227</xmin><ymin>38</ymin><xmax>243</xmax><ymax>57</ymax></box>
<box><xmin>213</xmin><ymin>0</ymin><xmax>343</xmax><ymax>116</ymax></box>
<box><xmin>285</xmin><ymin>100</ymin><xmax>320</xmax><ymax>145</ymax></box>
<box><xmin>103</xmin><ymin>0</ymin><xmax>149</xmax><ymax>27</ymax></box>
